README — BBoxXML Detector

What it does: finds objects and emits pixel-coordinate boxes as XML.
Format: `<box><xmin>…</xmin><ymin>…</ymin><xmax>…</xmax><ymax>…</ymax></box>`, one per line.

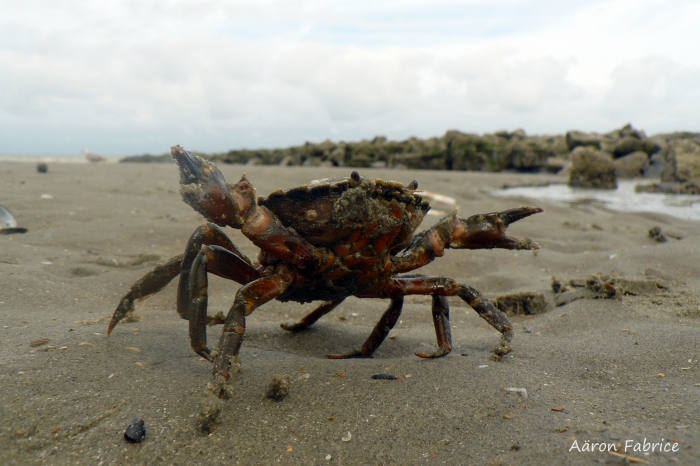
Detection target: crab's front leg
<box><xmin>392</xmin><ymin>206</ymin><xmax>543</xmax><ymax>274</ymax></box>
<box><xmin>172</xmin><ymin>145</ymin><xmax>255</xmax><ymax>228</ymax></box>
<box><xmin>173</xmin><ymin>145</ymin><xmax>334</xmax><ymax>272</ymax></box>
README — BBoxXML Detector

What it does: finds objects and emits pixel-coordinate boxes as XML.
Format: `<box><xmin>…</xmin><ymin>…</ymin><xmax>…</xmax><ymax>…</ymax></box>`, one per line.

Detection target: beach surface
<box><xmin>1</xmin><ymin>161</ymin><xmax>698</xmax><ymax>465</ymax></box>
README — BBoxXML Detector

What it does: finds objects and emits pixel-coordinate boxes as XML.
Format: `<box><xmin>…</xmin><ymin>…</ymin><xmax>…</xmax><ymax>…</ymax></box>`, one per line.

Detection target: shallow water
<box><xmin>494</xmin><ymin>180</ymin><xmax>700</xmax><ymax>222</ymax></box>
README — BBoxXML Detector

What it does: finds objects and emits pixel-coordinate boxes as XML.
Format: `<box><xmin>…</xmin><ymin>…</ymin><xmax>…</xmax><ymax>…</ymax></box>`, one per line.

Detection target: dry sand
<box><xmin>0</xmin><ymin>161</ymin><xmax>698</xmax><ymax>465</ymax></box>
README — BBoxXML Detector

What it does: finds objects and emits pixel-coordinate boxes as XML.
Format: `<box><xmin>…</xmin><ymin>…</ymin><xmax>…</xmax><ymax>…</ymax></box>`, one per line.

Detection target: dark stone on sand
<box><xmin>371</xmin><ymin>374</ymin><xmax>399</xmax><ymax>380</ymax></box>
<box><xmin>36</xmin><ymin>162</ymin><xmax>48</xmax><ymax>173</ymax></box>
<box><xmin>124</xmin><ymin>418</ymin><xmax>146</xmax><ymax>443</ymax></box>
<box><xmin>648</xmin><ymin>226</ymin><xmax>668</xmax><ymax>243</ymax></box>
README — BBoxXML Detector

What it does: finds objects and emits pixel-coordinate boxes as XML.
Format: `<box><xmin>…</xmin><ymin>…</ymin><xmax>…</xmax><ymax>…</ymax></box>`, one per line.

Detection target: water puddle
<box><xmin>494</xmin><ymin>181</ymin><xmax>700</xmax><ymax>222</ymax></box>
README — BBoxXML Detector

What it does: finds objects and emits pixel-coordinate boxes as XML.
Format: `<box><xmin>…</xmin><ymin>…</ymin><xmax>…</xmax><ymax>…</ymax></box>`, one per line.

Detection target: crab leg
<box><xmin>392</xmin><ymin>206</ymin><xmax>542</xmax><ymax>274</ymax></box>
<box><xmin>383</xmin><ymin>276</ymin><xmax>514</xmax><ymax>359</ymax></box>
<box><xmin>108</xmin><ymin>254</ymin><xmax>183</xmax><ymax>335</ymax></box>
<box><xmin>213</xmin><ymin>269</ymin><xmax>295</xmax><ymax>379</ymax></box>
<box><xmin>178</xmin><ymin>223</ymin><xmax>257</xmax><ymax>321</ymax></box>
<box><xmin>281</xmin><ymin>298</ymin><xmax>345</xmax><ymax>332</ymax></box>
<box><xmin>415</xmin><ymin>295</ymin><xmax>452</xmax><ymax>359</ymax></box>
<box><xmin>326</xmin><ymin>298</ymin><xmax>403</xmax><ymax>359</ymax></box>
<box><xmin>187</xmin><ymin>245</ymin><xmax>263</xmax><ymax>359</ymax></box>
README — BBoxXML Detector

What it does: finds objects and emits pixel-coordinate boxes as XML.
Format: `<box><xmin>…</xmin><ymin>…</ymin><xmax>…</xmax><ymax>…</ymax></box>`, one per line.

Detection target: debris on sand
<box><xmin>648</xmin><ymin>226</ymin><xmax>682</xmax><ymax>243</ymax></box>
<box><xmin>197</xmin><ymin>357</ymin><xmax>239</xmax><ymax>432</ymax></box>
<box><xmin>266</xmin><ymin>375</ymin><xmax>292</xmax><ymax>401</ymax></box>
<box><xmin>552</xmin><ymin>272</ymin><xmax>670</xmax><ymax>307</ymax></box>
<box><xmin>493</xmin><ymin>292</ymin><xmax>548</xmax><ymax>316</ymax></box>
<box><xmin>0</xmin><ymin>204</ymin><xmax>28</xmax><ymax>235</ymax></box>
<box><xmin>36</xmin><ymin>162</ymin><xmax>48</xmax><ymax>173</ymax></box>
<box><xmin>648</xmin><ymin>226</ymin><xmax>668</xmax><ymax>243</ymax></box>
<box><xmin>504</xmin><ymin>387</ymin><xmax>528</xmax><ymax>399</ymax></box>
<box><xmin>371</xmin><ymin>374</ymin><xmax>401</xmax><ymax>380</ymax></box>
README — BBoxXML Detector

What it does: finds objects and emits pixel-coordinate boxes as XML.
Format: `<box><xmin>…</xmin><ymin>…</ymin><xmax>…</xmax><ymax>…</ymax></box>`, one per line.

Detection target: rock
<box><xmin>635</xmin><ymin>181</ymin><xmax>700</xmax><ymax>195</ymax></box>
<box><xmin>613</xmin><ymin>151</ymin><xmax>648</xmax><ymax>178</ymax></box>
<box><xmin>661</xmin><ymin>138</ymin><xmax>700</xmax><ymax>182</ymax></box>
<box><xmin>36</xmin><ymin>162</ymin><xmax>48</xmax><ymax>173</ymax></box>
<box><xmin>545</xmin><ymin>156</ymin><xmax>570</xmax><ymax>174</ymax></box>
<box><xmin>346</xmin><ymin>154</ymin><xmax>372</xmax><ymax>168</ymax></box>
<box><xmin>504</xmin><ymin>139</ymin><xmax>550</xmax><ymax>171</ymax></box>
<box><xmin>565</xmin><ymin>131</ymin><xmax>613</xmax><ymax>151</ymax></box>
<box><xmin>612</xmin><ymin>136</ymin><xmax>645</xmax><ymax>158</ymax></box>
<box><xmin>568</xmin><ymin>147</ymin><xmax>617</xmax><ymax>189</ymax></box>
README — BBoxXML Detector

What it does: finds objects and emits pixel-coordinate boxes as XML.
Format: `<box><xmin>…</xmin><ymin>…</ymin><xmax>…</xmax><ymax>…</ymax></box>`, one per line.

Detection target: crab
<box><xmin>109</xmin><ymin>145</ymin><xmax>542</xmax><ymax>382</ymax></box>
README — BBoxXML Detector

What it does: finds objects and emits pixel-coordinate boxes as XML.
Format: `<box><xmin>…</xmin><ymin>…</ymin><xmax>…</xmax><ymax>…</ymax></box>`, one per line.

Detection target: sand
<box><xmin>0</xmin><ymin>161</ymin><xmax>698</xmax><ymax>465</ymax></box>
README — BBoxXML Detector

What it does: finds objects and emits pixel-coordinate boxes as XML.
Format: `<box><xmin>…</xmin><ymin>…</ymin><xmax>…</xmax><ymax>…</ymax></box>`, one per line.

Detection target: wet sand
<box><xmin>1</xmin><ymin>161</ymin><xmax>698</xmax><ymax>465</ymax></box>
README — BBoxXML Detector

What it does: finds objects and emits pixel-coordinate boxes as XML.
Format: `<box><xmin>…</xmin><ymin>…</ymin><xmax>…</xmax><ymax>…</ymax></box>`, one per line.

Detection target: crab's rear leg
<box><xmin>387</xmin><ymin>276</ymin><xmax>513</xmax><ymax>360</ymax></box>
<box><xmin>415</xmin><ymin>295</ymin><xmax>452</xmax><ymax>359</ymax></box>
<box><xmin>108</xmin><ymin>254</ymin><xmax>183</xmax><ymax>335</ymax></box>
<box><xmin>281</xmin><ymin>298</ymin><xmax>345</xmax><ymax>332</ymax></box>
<box><xmin>326</xmin><ymin>298</ymin><xmax>403</xmax><ymax>359</ymax></box>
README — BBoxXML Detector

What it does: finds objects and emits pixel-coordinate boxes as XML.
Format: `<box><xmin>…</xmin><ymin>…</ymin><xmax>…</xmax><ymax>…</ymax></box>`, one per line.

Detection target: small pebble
<box><xmin>124</xmin><ymin>418</ymin><xmax>146</xmax><ymax>443</ymax></box>
<box><xmin>30</xmin><ymin>338</ymin><xmax>50</xmax><ymax>347</ymax></box>
<box><xmin>125</xmin><ymin>347</ymin><xmax>140</xmax><ymax>353</ymax></box>
<box><xmin>341</xmin><ymin>431</ymin><xmax>352</xmax><ymax>442</ymax></box>
<box><xmin>36</xmin><ymin>162</ymin><xmax>48</xmax><ymax>173</ymax></box>
<box><xmin>504</xmin><ymin>387</ymin><xmax>528</xmax><ymax>399</ymax></box>
<box><xmin>657</xmin><ymin>373</ymin><xmax>665</xmax><ymax>378</ymax></box>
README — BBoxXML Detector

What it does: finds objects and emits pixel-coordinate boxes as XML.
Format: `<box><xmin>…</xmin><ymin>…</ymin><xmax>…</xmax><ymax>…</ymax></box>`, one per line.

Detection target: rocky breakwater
<box><xmin>119</xmin><ymin>124</ymin><xmax>698</xmax><ymax>193</ymax></box>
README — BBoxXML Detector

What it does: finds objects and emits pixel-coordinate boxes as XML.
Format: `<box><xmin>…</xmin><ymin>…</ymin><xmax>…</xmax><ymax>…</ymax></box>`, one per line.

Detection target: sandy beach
<box><xmin>1</xmin><ymin>160</ymin><xmax>698</xmax><ymax>465</ymax></box>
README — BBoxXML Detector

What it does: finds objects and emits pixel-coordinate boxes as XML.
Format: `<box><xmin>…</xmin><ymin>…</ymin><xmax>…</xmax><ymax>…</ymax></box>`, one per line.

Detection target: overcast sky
<box><xmin>2</xmin><ymin>0</ymin><xmax>699</xmax><ymax>155</ymax></box>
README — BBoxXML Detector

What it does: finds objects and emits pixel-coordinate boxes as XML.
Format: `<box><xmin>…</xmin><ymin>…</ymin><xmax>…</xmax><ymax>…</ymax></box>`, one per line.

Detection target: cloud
<box><xmin>0</xmin><ymin>0</ymin><xmax>699</xmax><ymax>154</ymax></box>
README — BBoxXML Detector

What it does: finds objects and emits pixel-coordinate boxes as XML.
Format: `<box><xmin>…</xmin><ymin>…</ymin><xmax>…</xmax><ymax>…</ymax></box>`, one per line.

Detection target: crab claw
<box><xmin>171</xmin><ymin>145</ymin><xmax>249</xmax><ymax>228</ymax></box>
<box><xmin>450</xmin><ymin>206</ymin><xmax>543</xmax><ymax>250</ymax></box>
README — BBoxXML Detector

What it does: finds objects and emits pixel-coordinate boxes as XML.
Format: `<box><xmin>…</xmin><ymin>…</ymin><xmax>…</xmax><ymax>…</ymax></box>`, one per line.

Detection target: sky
<box><xmin>1</xmin><ymin>0</ymin><xmax>699</xmax><ymax>155</ymax></box>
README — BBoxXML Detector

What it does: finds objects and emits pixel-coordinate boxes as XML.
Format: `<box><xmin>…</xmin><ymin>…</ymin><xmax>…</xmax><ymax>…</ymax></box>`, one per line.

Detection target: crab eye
<box><xmin>407</xmin><ymin>180</ymin><xmax>418</xmax><ymax>190</ymax></box>
<box><xmin>351</xmin><ymin>171</ymin><xmax>360</xmax><ymax>182</ymax></box>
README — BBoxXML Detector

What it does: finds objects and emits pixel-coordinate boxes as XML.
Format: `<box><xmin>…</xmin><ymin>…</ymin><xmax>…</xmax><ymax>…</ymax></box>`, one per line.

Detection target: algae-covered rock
<box><xmin>661</xmin><ymin>138</ymin><xmax>700</xmax><ymax>182</ymax></box>
<box><xmin>614</xmin><ymin>151</ymin><xmax>648</xmax><ymax>178</ymax></box>
<box><xmin>569</xmin><ymin>147</ymin><xmax>617</xmax><ymax>189</ymax></box>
